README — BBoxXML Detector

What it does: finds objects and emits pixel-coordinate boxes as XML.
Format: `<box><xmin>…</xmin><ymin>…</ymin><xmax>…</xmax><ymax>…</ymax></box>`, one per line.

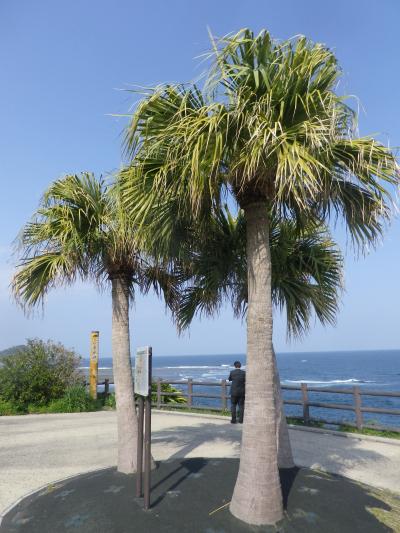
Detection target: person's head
<box><xmin>234</xmin><ymin>361</ymin><xmax>241</xmax><ymax>368</ymax></box>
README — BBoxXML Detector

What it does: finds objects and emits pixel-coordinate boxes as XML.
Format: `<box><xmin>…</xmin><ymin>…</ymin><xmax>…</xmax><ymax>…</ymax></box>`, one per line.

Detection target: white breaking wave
<box><xmin>284</xmin><ymin>378</ymin><xmax>375</xmax><ymax>384</ymax></box>
<box><xmin>159</xmin><ymin>365</ymin><xmax>231</xmax><ymax>369</ymax></box>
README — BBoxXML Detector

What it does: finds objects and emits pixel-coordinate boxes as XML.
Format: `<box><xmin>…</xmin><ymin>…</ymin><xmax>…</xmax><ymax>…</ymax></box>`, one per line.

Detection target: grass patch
<box><xmin>27</xmin><ymin>386</ymin><xmax>103</xmax><ymax>414</ymax></box>
<box><xmin>1</xmin><ymin>385</ymin><xmax>105</xmax><ymax>415</ymax></box>
<box><xmin>339</xmin><ymin>424</ymin><xmax>400</xmax><ymax>440</ymax></box>
<box><xmin>366</xmin><ymin>486</ymin><xmax>400</xmax><ymax>531</ymax></box>
<box><xmin>286</xmin><ymin>416</ymin><xmax>324</xmax><ymax>428</ymax></box>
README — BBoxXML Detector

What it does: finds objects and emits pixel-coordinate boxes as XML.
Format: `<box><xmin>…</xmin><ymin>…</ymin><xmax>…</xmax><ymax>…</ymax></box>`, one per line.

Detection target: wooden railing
<box><xmin>94</xmin><ymin>378</ymin><xmax>400</xmax><ymax>433</ymax></box>
<box><xmin>281</xmin><ymin>384</ymin><xmax>400</xmax><ymax>432</ymax></box>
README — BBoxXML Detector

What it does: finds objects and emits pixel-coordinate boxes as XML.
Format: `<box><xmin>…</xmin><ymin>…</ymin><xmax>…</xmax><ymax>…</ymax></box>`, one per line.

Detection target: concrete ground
<box><xmin>1</xmin><ymin>410</ymin><xmax>399</xmax><ymax>517</ymax></box>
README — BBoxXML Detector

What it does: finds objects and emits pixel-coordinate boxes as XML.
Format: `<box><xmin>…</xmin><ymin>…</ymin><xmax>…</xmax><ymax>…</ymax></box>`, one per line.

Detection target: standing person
<box><xmin>228</xmin><ymin>361</ymin><xmax>246</xmax><ymax>424</ymax></box>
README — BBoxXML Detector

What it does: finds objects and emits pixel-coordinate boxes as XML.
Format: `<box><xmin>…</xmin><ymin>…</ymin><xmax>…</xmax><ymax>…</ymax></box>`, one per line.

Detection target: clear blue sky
<box><xmin>1</xmin><ymin>0</ymin><xmax>399</xmax><ymax>357</ymax></box>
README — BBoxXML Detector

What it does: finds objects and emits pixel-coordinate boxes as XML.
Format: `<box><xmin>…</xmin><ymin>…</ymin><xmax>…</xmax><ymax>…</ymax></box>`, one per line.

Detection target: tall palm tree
<box><xmin>12</xmin><ymin>173</ymin><xmax>177</xmax><ymax>474</ymax></box>
<box><xmin>174</xmin><ymin>209</ymin><xmax>343</xmax><ymax>468</ymax></box>
<box><xmin>122</xmin><ymin>30</ymin><xmax>398</xmax><ymax>525</ymax></box>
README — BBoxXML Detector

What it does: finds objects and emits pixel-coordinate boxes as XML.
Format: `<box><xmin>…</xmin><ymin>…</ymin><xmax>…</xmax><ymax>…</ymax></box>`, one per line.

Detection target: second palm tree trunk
<box><xmin>230</xmin><ymin>203</ymin><xmax>283</xmax><ymax>526</ymax></box>
<box><xmin>273</xmin><ymin>346</ymin><xmax>295</xmax><ymax>468</ymax></box>
<box><xmin>111</xmin><ymin>275</ymin><xmax>139</xmax><ymax>474</ymax></box>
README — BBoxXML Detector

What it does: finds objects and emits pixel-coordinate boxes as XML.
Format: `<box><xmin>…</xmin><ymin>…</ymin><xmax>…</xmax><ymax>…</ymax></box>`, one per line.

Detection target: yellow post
<box><xmin>89</xmin><ymin>331</ymin><xmax>99</xmax><ymax>399</ymax></box>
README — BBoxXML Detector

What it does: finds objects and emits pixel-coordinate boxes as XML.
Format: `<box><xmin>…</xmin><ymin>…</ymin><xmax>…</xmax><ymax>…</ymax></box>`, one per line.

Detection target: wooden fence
<box><xmin>96</xmin><ymin>378</ymin><xmax>400</xmax><ymax>433</ymax></box>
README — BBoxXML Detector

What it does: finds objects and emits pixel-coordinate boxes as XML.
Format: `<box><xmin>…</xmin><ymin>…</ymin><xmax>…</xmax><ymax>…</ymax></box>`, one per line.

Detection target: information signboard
<box><xmin>135</xmin><ymin>346</ymin><xmax>151</xmax><ymax>396</ymax></box>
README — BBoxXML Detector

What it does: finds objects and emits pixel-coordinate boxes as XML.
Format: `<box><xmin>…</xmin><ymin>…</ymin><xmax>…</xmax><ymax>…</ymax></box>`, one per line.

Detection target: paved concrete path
<box><xmin>1</xmin><ymin>410</ymin><xmax>399</xmax><ymax>516</ymax></box>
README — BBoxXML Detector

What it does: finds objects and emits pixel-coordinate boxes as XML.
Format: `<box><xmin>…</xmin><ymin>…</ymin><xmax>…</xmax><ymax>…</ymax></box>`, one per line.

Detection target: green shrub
<box><xmin>27</xmin><ymin>404</ymin><xmax>49</xmax><ymax>414</ymax></box>
<box><xmin>0</xmin><ymin>398</ymin><xmax>21</xmax><ymax>415</ymax></box>
<box><xmin>59</xmin><ymin>385</ymin><xmax>91</xmax><ymax>411</ymax></box>
<box><xmin>27</xmin><ymin>385</ymin><xmax>101</xmax><ymax>413</ymax></box>
<box><xmin>152</xmin><ymin>382</ymin><xmax>187</xmax><ymax>404</ymax></box>
<box><xmin>104</xmin><ymin>393</ymin><xmax>116</xmax><ymax>408</ymax></box>
<box><xmin>0</xmin><ymin>339</ymin><xmax>83</xmax><ymax>410</ymax></box>
<box><xmin>103</xmin><ymin>383</ymin><xmax>186</xmax><ymax>410</ymax></box>
<box><xmin>48</xmin><ymin>385</ymin><xmax>98</xmax><ymax>413</ymax></box>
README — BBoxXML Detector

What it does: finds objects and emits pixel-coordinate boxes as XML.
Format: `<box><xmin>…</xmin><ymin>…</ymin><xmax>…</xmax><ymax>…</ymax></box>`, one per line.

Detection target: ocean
<box><xmin>81</xmin><ymin>349</ymin><xmax>400</xmax><ymax>429</ymax></box>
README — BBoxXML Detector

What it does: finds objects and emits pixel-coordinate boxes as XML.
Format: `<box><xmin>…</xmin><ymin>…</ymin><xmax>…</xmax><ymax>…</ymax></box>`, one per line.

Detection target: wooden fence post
<box><xmin>187</xmin><ymin>378</ymin><xmax>193</xmax><ymax>408</ymax></box>
<box><xmin>157</xmin><ymin>378</ymin><xmax>162</xmax><ymax>408</ymax></box>
<box><xmin>301</xmin><ymin>383</ymin><xmax>310</xmax><ymax>424</ymax></box>
<box><xmin>221</xmin><ymin>380</ymin><xmax>227</xmax><ymax>411</ymax></box>
<box><xmin>104</xmin><ymin>378</ymin><xmax>109</xmax><ymax>398</ymax></box>
<box><xmin>89</xmin><ymin>331</ymin><xmax>99</xmax><ymax>400</ymax></box>
<box><xmin>353</xmin><ymin>386</ymin><xmax>363</xmax><ymax>430</ymax></box>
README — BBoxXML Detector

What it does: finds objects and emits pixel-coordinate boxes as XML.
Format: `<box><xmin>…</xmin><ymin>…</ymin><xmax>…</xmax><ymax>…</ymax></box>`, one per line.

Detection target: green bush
<box><xmin>47</xmin><ymin>385</ymin><xmax>99</xmax><ymax>413</ymax></box>
<box><xmin>104</xmin><ymin>392</ymin><xmax>116</xmax><ymax>409</ymax></box>
<box><xmin>27</xmin><ymin>385</ymin><xmax>101</xmax><ymax>413</ymax></box>
<box><xmin>152</xmin><ymin>382</ymin><xmax>187</xmax><ymax>404</ymax></box>
<box><xmin>59</xmin><ymin>385</ymin><xmax>91</xmax><ymax>411</ymax></box>
<box><xmin>0</xmin><ymin>339</ymin><xmax>83</xmax><ymax>411</ymax></box>
<box><xmin>102</xmin><ymin>383</ymin><xmax>186</xmax><ymax>410</ymax></box>
<box><xmin>0</xmin><ymin>398</ymin><xmax>21</xmax><ymax>415</ymax></box>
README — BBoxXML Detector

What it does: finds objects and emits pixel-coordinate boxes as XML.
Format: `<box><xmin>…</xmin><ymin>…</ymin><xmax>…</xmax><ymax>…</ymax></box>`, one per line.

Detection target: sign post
<box><xmin>134</xmin><ymin>346</ymin><xmax>152</xmax><ymax>509</ymax></box>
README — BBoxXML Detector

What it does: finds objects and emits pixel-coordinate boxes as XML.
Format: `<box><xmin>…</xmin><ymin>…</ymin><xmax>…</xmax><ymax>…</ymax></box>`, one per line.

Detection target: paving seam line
<box><xmin>152</xmin><ymin>409</ymin><xmax>229</xmax><ymax>422</ymax></box>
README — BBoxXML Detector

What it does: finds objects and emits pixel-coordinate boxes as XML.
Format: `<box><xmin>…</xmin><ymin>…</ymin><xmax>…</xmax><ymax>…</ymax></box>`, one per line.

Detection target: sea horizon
<box><xmin>80</xmin><ymin>347</ymin><xmax>400</xmax><ymax>360</ymax></box>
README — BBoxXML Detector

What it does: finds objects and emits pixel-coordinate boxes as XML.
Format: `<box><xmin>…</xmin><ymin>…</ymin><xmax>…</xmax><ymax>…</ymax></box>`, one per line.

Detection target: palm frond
<box><xmin>13</xmin><ymin>172</ymin><xmax>183</xmax><ymax>313</ymax></box>
<box><xmin>122</xmin><ymin>29</ymin><xmax>398</xmax><ymax>250</ymax></box>
<box><xmin>175</xmin><ymin>209</ymin><xmax>343</xmax><ymax>338</ymax></box>
<box><xmin>13</xmin><ymin>252</ymin><xmax>78</xmax><ymax>307</ymax></box>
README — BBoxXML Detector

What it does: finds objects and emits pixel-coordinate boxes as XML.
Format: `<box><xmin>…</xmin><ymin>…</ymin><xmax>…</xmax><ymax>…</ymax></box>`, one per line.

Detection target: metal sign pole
<box><xmin>143</xmin><ymin>347</ymin><xmax>152</xmax><ymax>510</ymax></box>
<box><xmin>134</xmin><ymin>346</ymin><xmax>152</xmax><ymax>509</ymax></box>
<box><xmin>136</xmin><ymin>395</ymin><xmax>144</xmax><ymax>498</ymax></box>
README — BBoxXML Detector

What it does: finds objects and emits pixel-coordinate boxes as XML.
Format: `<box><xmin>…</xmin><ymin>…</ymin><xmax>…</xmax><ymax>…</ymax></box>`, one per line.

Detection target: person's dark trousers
<box><xmin>231</xmin><ymin>395</ymin><xmax>245</xmax><ymax>423</ymax></box>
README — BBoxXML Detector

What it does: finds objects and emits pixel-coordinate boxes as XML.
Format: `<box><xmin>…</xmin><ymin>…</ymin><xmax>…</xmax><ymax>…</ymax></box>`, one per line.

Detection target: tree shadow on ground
<box><xmin>152</xmin><ymin>419</ymin><xmax>242</xmax><ymax>461</ymax></box>
<box><xmin>280</xmin><ymin>466</ymin><xmax>299</xmax><ymax>509</ymax></box>
<box><xmin>153</xmin><ymin>419</ymin><xmax>399</xmax><ymax>492</ymax></box>
<box><xmin>288</xmin><ymin>426</ymin><xmax>399</xmax><ymax>492</ymax></box>
<box><xmin>150</xmin><ymin>458</ymin><xmax>208</xmax><ymax>506</ymax></box>
<box><xmin>153</xmin><ymin>420</ymin><xmax>391</xmax><ymax>487</ymax></box>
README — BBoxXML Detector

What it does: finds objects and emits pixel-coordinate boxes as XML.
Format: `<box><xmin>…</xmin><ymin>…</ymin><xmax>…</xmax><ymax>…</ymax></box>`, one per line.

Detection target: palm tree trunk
<box><xmin>230</xmin><ymin>203</ymin><xmax>283</xmax><ymax>526</ymax></box>
<box><xmin>111</xmin><ymin>275</ymin><xmax>139</xmax><ymax>474</ymax></box>
<box><xmin>273</xmin><ymin>346</ymin><xmax>295</xmax><ymax>469</ymax></box>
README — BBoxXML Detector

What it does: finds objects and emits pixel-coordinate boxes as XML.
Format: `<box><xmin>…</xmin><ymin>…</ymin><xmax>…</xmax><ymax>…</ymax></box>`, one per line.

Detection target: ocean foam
<box><xmin>284</xmin><ymin>378</ymin><xmax>375</xmax><ymax>385</ymax></box>
<box><xmin>159</xmin><ymin>365</ymin><xmax>230</xmax><ymax>369</ymax></box>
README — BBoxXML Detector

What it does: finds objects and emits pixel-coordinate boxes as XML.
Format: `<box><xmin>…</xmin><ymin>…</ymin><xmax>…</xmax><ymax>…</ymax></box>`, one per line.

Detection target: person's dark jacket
<box><xmin>228</xmin><ymin>368</ymin><xmax>246</xmax><ymax>396</ymax></box>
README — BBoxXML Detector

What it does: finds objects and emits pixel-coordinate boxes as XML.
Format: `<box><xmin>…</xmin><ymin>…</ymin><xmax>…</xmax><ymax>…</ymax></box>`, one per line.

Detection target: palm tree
<box><xmin>174</xmin><ymin>209</ymin><xmax>343</xmax><ymax>468</ymax></box>
<box><xmin>122</xmin><ymin>30</ymin><xmax>398</xmax><ymax>525</ymax></box>
<box><xmin>12</xmin><ymin>173</ymin><xmax>177</xmax><ymax>474</ymax></box>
